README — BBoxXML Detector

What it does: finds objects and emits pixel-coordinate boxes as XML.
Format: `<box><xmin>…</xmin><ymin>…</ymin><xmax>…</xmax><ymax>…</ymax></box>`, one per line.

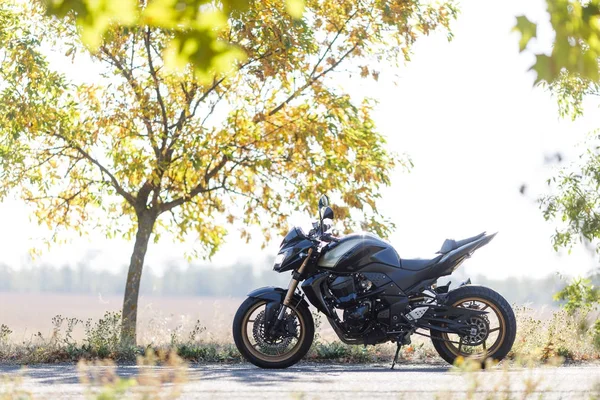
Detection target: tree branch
<box><xmin>51</xmin><ymin>133</ymin><xmax>136</xmax><ymax>206</ymax></box>
<box><xmin>168</xmin><ymin>49</ymin><xmax>276</xmax><ymax>141</ymax></box>
<box><xmin>144</xmin><ymin>28</ymin><xmax>170</xmax><ymax>153</ymax></box>
<box><xmin>266</xmin><ymin>43</ymin><xmax>359</xmax><ymax>118</ymax></box>
<box><xmin>309</xmin><ymin>8</ymin><xmax>360</xmax><ymax>78</ymax></box>
<box><xmin>99</xmin><ymin>44</ymin><xmax>159</xmax><ymax>158</ymax></box>
<box><xmin>159</xmin><ymin>155</ymin><xmax>228</xmax><ymax>213</ymax></box>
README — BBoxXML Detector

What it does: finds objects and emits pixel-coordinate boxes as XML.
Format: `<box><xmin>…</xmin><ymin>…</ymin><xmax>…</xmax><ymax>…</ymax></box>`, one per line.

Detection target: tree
<box><xmin>554</xmin><ymin>277</ymin><xmax>600</xmax><ymax>313</ymax></box>
<box><xmin>0</xmin><ymin>0</ymin><xmax>456</xmax><ymax>344</ymax></box>
<box><xmin>524</xmin><ymin>1</ymin><xmax>600</xmax><ymax>312</ymax></box>
<box><xmin>540</xmin><ymin>131</ymin><xmax>600</xmax><ymax>253</ymax></box>
<box><xmin>538</xmin><ymin>78</ymin><xmax>600</xmax><ymax>326</ymax></box>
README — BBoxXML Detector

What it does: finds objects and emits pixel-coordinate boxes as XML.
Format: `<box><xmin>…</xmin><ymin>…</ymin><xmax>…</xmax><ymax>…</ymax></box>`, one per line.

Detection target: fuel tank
<box><xmin>317</xmin><ymin>232</ymin><xmax>400</xmax><ymax>272</ymax></box>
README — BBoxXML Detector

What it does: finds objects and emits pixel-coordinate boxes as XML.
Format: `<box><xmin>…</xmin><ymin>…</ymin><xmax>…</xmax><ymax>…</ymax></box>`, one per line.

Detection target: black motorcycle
<box><xmin>233</xmin><ymin>195</ymin><xmax>516</xmax><ymax>369</ymax></box>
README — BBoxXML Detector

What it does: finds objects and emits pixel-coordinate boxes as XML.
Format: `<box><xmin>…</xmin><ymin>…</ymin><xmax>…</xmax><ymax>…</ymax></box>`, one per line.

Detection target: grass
<box><xmin>0</xmin><ymin>307</ymin><xmax>598</xmax><ymax>365</ymax></box>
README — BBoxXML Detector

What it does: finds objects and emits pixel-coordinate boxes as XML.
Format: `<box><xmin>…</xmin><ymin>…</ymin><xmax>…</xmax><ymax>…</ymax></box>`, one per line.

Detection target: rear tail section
<box><xmin>475</xmin><ymin>231</ymin><xmax>497</xmax><ymax>249</ymax></box>
<box><xmin>432</xmin><ymin>232</ymin><xmax>497</xmax><ymax>277</ymax></box>
<box><xmin>441</xmin><ymin>232</ymin><xmax>497</xmax><ymax>262</ymax></box>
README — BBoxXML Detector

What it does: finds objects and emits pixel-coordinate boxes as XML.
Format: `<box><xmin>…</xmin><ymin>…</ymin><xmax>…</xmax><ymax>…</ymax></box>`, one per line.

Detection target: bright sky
<box><xmin>1</xmin><ymin>0</ymin><xmax>599</xmax><ymax>280</ymax></box>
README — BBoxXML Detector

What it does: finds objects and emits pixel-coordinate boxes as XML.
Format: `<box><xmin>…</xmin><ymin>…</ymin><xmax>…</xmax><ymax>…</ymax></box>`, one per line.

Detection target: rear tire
<box><xmin>431</xmin><ymin>285</ymin><xmax>516</xmax><ymax>365</ymax></box>
<box><xmin>233</xmin><ymin>297</ymin><xmax>314</xmax><ymax>369</ymax></box>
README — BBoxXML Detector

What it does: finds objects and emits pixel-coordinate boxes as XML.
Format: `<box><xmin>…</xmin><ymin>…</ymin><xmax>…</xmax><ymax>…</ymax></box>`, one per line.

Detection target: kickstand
<box><xmin>390</xmin><ymin>342</ymin><xmax>402</xmax><ymax>370</ymax></box>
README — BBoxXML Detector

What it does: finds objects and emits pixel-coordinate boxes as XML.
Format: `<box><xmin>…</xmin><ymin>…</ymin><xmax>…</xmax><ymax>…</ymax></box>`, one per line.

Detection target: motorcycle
<box><xmin>233</xmin><ymin>195</ymin><xmax>516</xmax><ymax>369</ymax></box>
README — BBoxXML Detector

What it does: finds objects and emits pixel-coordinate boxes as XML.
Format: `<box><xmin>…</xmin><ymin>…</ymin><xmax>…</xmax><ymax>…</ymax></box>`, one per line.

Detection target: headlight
<box><xmin>273</xmin><ymin>249</ymin><xmax>291</xmax><ymax>270</ymax></box>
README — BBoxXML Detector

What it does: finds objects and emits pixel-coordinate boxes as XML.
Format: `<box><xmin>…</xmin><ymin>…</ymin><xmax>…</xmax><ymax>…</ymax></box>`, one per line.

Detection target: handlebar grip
<box><xmin>321</xmin><ymin>233</ymin><xmax>339</xmax><ymax>243</ymax></box>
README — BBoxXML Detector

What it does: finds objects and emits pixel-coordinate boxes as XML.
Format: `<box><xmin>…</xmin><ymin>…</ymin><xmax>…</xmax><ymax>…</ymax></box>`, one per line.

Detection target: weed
<box><xmin>0</xmin><ymin>375</ymin><xmax>33</xmax><ymax>400</ymax></box>
<box><xmin>187</xmin><ymin>320</ymin><xmax>206</xmax><ymax>343</ymax></box>
<box><xmin>593</xmin><ymin>319</ymin><xmax>600</xmax><ymax>351</ymax></box>
<box><xmin>175</xmin><ymin>342</ymin><xmax>240</xmax><ymax>362</ymax></box>
<box><xmin>591</xmin><ymin>380</ymin><xmax>600</xmax><ymax>400</ymax></box>
<box><xmin>83</xmin><ymin>311</ymin><xmax>122</xmax><ymax>356</ymax></box>
<box><xmin>449</xmin><ymin>356</ymin><xmax>551</xmax><ymax>400</ymax></box>
<box><xmin>78</xmin><ymin>349</ymin><xmax>188</xmax><ymax>399</ymax></box>
<box><xmin>313</xmin><ymin>341</ymin><xmax>351</xmax><ymax>359</ymax></box>
<box><xmin>0</xmin><ymin>325</ymin><xmax>12</xmax><ymax>343</ymax></box>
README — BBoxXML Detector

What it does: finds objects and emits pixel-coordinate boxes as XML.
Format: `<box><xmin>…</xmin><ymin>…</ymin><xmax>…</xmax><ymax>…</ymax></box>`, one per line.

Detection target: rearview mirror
<box><xmin>321</xmin><ymin>206</ymin><xmax>334</xmax><ymax>221</ymax></box>
<box><xmin>318</xmin><ymin>194</ymin><xmax>329</xmax><ymax>209</ymax></box>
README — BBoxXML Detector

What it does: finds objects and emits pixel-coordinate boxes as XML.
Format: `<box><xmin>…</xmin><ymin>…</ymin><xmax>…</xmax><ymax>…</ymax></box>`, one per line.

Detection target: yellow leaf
<box><xmin>285</xmin><ymin>0</ymin><xmax>305</xmax><ymax>19</ymax></box>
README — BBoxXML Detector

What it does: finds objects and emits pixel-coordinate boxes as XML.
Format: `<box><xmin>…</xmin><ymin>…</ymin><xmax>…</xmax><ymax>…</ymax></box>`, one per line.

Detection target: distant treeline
<box><xmin>441</xmin><ymin>272</ymin><xmax>562</xmax><ymax>307</ymax></box>
<box><xmin>0</xmin><ymin>260</ymin><xmax>288</xmax><ymax>297</ymax></box>
<box><xmin>0</xmin><ymin>262</ymin><xmax>596</xmax><ymax>306</ymax></box>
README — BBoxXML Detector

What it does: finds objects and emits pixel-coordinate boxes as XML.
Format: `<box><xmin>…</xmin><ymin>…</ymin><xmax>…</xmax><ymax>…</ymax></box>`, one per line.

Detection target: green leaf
<box><xmin>164</xmin><ymin>28</ymin><xmax>245</xmax><ymax>81</ymax></box>
<box><xmin>514</xmin><ymin>15</ymin><xmax>537</xmax><ymax>52</ymax></box>
<box><xmin>222</xmin><ymin>0</ymin><xmax>250</xmax><ymax>13</ymax></box>
<box><xmin>532</xmin><ymin>54</ymin><xmax>554</xmax><ymax>84</ymax></box>
<box><xmin>45</xmin><ymin>0</ymin><xmax>138</xmax><ymax>49</ymax></box>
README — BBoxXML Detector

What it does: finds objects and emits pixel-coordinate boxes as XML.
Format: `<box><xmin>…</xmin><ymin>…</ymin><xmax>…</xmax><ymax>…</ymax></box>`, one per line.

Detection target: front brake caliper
<box><xmin>284</xmin><ymin>314</ymin><xmax>299</xmax><ymax>338</ymax></box>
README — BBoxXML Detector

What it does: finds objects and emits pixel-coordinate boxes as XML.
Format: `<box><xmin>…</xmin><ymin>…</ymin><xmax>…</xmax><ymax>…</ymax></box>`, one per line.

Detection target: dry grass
<box><xmin>0</xmin><ymin>293</ymin><xmax>599</xmax><ymax>365</ymax></box>
<box><xmin>430</xmin><ymin>357</ymin><xmax>565</xmax><ymax>400</ymax></box>
<box><xmin>0</xmin><ymin>350</ymin><xmax>189</xmax><ymax>400</ymax></box>
<box><xmin>0</xmin><ymin>293</ymin><xmax>243</xmax><ymax>344</ymax></box>
<box><xmin>77</xmin><ymin>350</ymin><xmax>188</xmax><ymax>400</ymax></box>
<box><xmin>511</xmin><ymin>306</ymin><xmax>600</xmax><ymax>363</ymax></box>
<box><xmin>0</xmin><ymin>375</ymin><xmax>34</xmax><ymax>400</ymax></box>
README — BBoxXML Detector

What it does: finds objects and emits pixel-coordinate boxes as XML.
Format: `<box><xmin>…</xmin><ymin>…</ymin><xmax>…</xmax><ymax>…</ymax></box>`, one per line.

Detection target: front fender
<box><xmin>247</xmin><ymin>286</ymin><xmax>310</xmax><ymax>309</ymax></box>
<box><xmin>247</xmin><ymin>286</ymin><xmax>310</xmax><ymax>332</ymax></box>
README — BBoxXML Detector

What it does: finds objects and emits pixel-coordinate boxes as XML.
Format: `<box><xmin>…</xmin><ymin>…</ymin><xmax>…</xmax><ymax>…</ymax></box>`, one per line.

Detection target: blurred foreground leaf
<box><xmin>515</xmin><ymin>0</ymin><xmax>600</xmax><ymax>83</ymax></box>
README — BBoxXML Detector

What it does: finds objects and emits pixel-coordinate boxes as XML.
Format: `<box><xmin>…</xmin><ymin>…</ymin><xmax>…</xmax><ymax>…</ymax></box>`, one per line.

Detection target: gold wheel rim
<box><xmin>441</xmin><ymin>297</ymin><xmax>506</xmax><ymax>359</ymax></box>
<box><xmin>241</xmin><ymin>301</ymin><xmax>306</xmax><ymax>363</ymax></box>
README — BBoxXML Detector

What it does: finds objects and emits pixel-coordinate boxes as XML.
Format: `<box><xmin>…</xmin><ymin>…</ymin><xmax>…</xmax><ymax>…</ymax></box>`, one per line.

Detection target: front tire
<box><xmin>431</xmin><ymin>285</ymin><xmax>516</xmax><ymax>365</ymax></box>
<box><xmin>233</xmin><ymin>297</ymin><xmax>314</xmax><ymax>369</ymax></box>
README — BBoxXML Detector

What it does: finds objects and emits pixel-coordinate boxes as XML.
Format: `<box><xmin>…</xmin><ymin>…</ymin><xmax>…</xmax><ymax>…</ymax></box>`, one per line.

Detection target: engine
<box><xmin>327</xmin><ymin>274</ymin><xmax>374</xmax><ymax>333</ymax></box>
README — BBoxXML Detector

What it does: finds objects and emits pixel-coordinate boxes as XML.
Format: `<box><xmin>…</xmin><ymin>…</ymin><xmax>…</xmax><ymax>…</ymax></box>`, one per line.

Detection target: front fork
<box><xmin>271</xmin><ymin>248</ymin><xmax>314</xmax><ymax>334</ymax></box>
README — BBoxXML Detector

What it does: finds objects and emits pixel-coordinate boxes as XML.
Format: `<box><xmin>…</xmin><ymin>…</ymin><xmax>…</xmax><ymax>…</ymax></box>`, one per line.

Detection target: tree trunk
<box><xmin>121</xmin><ymin>211</ymin><xmax>156</xmax><ymax>345</ymax></box>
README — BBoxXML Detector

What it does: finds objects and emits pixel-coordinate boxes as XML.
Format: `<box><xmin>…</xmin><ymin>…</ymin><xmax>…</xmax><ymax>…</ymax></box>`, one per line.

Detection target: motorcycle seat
<box><xmin>437</xmin><ymin>232</ymin><xmax>486</xmax><ymax>254</ymax></box>
<box><xmin>400</xmin><ymin>254</ymin><xmax>443</xmax><ymax>271</ymax></box>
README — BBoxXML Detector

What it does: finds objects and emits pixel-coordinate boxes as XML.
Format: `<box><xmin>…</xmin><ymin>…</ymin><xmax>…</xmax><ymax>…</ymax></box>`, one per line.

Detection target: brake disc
<box><xmin>252</xmin><ymin>310</ymin><xmax>298</xmax><ymax>355</ymax></box>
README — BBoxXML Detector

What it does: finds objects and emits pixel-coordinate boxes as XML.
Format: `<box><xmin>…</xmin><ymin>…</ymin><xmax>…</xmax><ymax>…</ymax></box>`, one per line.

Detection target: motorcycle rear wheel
<box><xmin>232</xmin><ymin>297</ymin><xmax>314</xmax><ymax>369</ymax></box>
<box><xmin>430</xmin><ymin>285</ymin><xmax>516</xmax><ymax>365</ymax></box>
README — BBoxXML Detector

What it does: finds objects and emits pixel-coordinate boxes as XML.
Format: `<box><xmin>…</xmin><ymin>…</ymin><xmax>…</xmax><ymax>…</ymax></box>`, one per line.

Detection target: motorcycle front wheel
<box><xmin>430</xmin><ymin>285</ymin><xmax>516</xmax><ymax>366</ymax></box>
<box><xmin>232</xmin><ymin>297</ymin><xmax>314</xmax><ymax>369</ymax></box>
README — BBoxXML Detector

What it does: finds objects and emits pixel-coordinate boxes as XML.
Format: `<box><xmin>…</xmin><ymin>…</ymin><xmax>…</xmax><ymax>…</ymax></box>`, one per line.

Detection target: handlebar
<box><xmin>319</xmin><ymin>232</ymin><xmax>339</xmax><ymax>243</ymax></box>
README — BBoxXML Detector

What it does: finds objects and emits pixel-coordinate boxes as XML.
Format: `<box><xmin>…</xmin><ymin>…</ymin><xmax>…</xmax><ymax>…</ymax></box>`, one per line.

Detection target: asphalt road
<box><xmin>1</xmin><ymin>362</ymin><xmax>599</xmax><ymax>399</ymax></box>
